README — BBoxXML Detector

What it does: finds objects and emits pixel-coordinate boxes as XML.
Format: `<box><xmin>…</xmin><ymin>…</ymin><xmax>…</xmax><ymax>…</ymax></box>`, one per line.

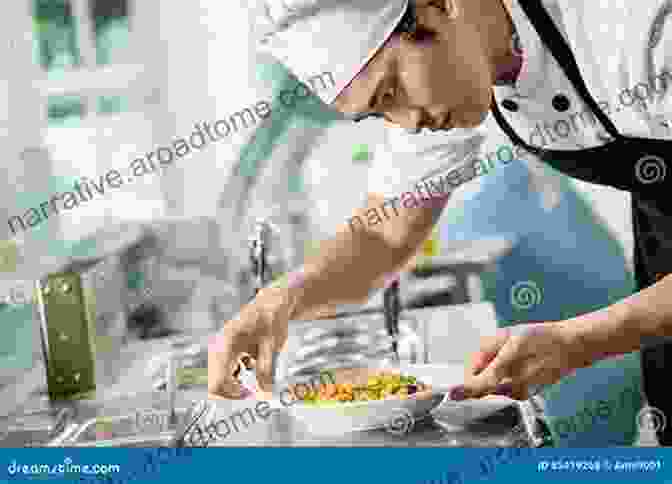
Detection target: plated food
<box><xmin>281</xmin><ymin>366</ymin><xmax>443</xmax><ymax>434</ymax></box>
<box><xmin>286</xmin><ymin>368</ymin><xmax>434</xmax><ymax>405</ymax></box>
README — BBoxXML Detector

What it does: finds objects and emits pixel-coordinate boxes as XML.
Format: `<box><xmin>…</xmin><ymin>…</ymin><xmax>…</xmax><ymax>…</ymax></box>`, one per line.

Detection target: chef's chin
<box><xmin>452</xmin><ymin>110</ymin><xmax>488</xmax><ymax>129</ymax></box>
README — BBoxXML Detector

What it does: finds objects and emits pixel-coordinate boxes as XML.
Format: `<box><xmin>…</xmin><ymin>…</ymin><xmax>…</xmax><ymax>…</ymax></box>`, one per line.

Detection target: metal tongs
<box><xmin>232</xmin><ymin>355</ymin><xmax>255</xmax><ymax>388</ymax></box>
<box><xmin>383</xmin><ymin>278</ymin><xmax>401</xmax><ymax>362</ymax></box>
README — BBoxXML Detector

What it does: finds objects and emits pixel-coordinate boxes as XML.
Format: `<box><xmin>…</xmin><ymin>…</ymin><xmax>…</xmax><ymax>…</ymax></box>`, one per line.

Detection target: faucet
<box><xmin>45</xmin><ymin>407</ymin><xmax>81</xmax><ymax>446</ymax></box>
<box><xmin>248</xmin><ymin>218</ymin><xmax>275</xmax><ymax>298</ymax></box>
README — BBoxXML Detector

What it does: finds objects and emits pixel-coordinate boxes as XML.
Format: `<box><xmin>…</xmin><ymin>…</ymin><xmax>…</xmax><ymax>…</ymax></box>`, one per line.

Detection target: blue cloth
<box><xmin>440</xmin><ymin>157</ymin><xmax>642</xmax><ymax>446</ymax></box>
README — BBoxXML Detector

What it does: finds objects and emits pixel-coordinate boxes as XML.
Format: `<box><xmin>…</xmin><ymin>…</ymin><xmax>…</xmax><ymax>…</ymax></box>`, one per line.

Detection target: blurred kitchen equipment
<box><xmin>409</xmin><ymin>237</ymin><xmax>515</xmax><ymax>305</ymax></box>
<box><xmin>414</xmin><ymin>302</ymin><xmax>498</xmax><ymax>365</ymax></box>
<box><xmin>13</xmin><ymin>222</ymin><xmax>157</xmax><ymax>403</ymax></box>
<box><xmin>383</xmin><ymin>279</ymin><xmax>401</xmax><ymax>362</ymax></box>
<box><xmin>276</xmin><ymin>310</ymin><xmax>426</xmax><ymax>383</ymax></box>
<box><xmin>121</xmin><ymin>229</ymin><xmax>166</xmax><ymax>338</ymax></box>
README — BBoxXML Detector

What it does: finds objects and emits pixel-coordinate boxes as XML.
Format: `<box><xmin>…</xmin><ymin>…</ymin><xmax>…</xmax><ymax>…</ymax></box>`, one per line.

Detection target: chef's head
<box><xmin>256</xmin><ymin>0</ymin><xmax>510</xmax><ymax>131</ymax></box>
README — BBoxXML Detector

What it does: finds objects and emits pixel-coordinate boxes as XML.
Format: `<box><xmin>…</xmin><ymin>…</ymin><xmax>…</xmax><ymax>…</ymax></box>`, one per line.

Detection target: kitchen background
<box><xmin>0</xmin><ymin>0</ymin><xmax>650</xmax><ymax>447</ymax></box>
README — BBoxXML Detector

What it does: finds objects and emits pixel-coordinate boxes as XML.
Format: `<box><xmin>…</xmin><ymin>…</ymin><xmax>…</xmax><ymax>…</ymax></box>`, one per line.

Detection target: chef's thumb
<box><xmin>255</xmin><ymin>337</ymin><xmax>277</xmax><ymax>394</ymax></box>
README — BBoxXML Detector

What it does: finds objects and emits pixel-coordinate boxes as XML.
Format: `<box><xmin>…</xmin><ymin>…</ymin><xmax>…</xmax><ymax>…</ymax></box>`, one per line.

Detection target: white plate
<box><xmin>277</xmin><ymin>363</ymin><xmax>514</xmax><ymax>436</ymax></box>
<box><xmin>398</xmin><ymin>363</ymin><xmax>515</xmax><ymax>426</ymax></box>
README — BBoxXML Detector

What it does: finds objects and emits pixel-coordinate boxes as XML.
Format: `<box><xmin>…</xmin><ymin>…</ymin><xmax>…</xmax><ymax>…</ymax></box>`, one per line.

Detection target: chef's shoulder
<box><xmin>555</xmin><ymin>0</ymin><xmax>670</xmax><ymax>54</ymax></box>
<box><xmin>554</xmin><ymin>0</ymin><xmax>672</xmax><ymax>116</ymax></box>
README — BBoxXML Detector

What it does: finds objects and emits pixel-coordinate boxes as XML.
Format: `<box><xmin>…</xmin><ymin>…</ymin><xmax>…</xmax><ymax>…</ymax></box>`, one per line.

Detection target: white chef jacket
<box><xmin>367</xmin><ymin>0</ymin><xmax>672</xmax><ymax>201</ymax></box>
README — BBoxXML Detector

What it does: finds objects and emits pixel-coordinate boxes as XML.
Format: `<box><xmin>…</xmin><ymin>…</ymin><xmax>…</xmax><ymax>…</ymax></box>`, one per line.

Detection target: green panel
<box><xmin>0</xmin><ymin>239</ymin><xmax>20</xmax><ymax>274</ymax></box>
<box><xmin>40</xmin><ymin>272</ymin><xmax>96</xmax><ymax>400</ymax></box>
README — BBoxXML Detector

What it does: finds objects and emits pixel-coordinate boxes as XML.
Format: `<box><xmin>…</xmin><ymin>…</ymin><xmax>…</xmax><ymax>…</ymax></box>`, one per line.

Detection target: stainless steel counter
<box><xmin>183</xmin><ymin>363</ymin><xmax>547</xmax><ymax>448</ymax></box>
<box><xmin>187</xmin><ymin>398</ymin><xmax>534</xmax><ymax>448</ymax></box>
<box><xmin>0</xmin><ymin>344</ymin><xmax>549</xmax><ymax>448</ymax></box>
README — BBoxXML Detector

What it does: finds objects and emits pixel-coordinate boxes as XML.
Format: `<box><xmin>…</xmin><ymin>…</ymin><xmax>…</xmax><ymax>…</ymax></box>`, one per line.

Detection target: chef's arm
<box><xmin>282</xmin><ymin>192</ymin><xmax>447</xmax><ymax>320</ymax></box>
<box><xmin>563</xmin><ymin>275</ymin><xmax>672</xmax><ymax>360</ymax></box>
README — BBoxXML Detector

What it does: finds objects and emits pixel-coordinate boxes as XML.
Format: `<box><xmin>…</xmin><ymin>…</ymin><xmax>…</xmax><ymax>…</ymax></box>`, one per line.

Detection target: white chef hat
<box><xmin>255</xmin><ymin>0</ymin><xmax>409</xmax><ymax>106</ymax></box>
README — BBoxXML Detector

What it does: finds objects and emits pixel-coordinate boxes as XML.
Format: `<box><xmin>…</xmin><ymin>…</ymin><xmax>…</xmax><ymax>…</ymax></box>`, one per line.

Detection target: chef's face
<box><xmin>332</xmin><ymin>3</ymin><xmax>494</xmax><ymax>131</ymax></box>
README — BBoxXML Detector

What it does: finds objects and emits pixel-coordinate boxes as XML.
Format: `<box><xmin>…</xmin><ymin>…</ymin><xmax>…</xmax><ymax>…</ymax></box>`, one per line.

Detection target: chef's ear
<box><xmin>414</xmin><ymin>0</ymin><xmax>461</xmax><ymax>20</ymax></box>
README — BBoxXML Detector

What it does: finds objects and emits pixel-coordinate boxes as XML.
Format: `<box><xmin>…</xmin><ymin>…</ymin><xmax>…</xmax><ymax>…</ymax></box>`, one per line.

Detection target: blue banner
<box><xmin>1</xmin><ymin>448</ymin><xmax>669</xmax><ymax>484</ymax></box>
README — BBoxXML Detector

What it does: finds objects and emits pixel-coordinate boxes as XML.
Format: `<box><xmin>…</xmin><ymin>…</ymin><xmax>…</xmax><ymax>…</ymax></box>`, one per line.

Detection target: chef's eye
<box><xmin>353</xmin><ymin>112</ymin><xmax>384</xmax><ymax>123</ymax></box>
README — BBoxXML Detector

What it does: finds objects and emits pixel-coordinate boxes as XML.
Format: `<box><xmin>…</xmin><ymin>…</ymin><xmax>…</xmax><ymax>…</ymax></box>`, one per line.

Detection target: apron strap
<box><xmin>491</xmin><ymin>97</ymin><xmax>544</xmax><ymax>155</ymax></box>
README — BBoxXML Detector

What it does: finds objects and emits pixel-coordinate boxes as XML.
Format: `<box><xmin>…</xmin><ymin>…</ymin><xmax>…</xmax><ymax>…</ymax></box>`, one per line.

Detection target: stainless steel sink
<box><xmin>0</xmin><ymin>426</ymin><xmax>61</xmax><ymax>447</ymax></box>
<box><xmin>0</xmin><ymin>407</ymin><xmax>78</xmax><ymax>447</ymax></box>
<box><xmin>0</xmin><ymin>389</ymin><xmax>204</xmax><ymax>447</ymax></box>
<box><xmin>57</xmin><ymin>409</ymin><xmax>191</xmax><ymax>447</ymax></box>
<box><xmin>62</xmin><ymin>435</ymin><xmax>175</xmax><ymax>447</ymax></box>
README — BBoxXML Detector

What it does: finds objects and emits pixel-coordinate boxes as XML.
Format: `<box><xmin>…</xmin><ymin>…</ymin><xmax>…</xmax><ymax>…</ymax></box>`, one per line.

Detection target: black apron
<box><xmin>490</xmin><ymin>0</ymin><xmax>672</xmax><ymax>445</ymax></box>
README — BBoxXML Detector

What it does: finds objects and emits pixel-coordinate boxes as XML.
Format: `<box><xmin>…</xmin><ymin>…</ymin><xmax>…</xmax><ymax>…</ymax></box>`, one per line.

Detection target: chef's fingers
<box><xmin>207</xmin><ymin>355</ymin><xmax>247</xmax><ymax>398</ymax></box>
<box><xmin>516</xmin><ymin>357</ymin><xmax>574</xmax><ymax>394</ymax></box>
<box><xmin>509</xmin><ymin>382</ymin><xmax>530</xmax><ymax>400</ymax></box>
<box><xmin>466</xmin><ymin>328</ymin><xmax>511</xmax><ymax>378</ymax></box>
<box><xmin>461</xmin><ymin>341</ymin><xmax>518</xmax><ymax>399</ymax></box>
<box><xmin>255</xmin><ymin>337</ymin><xmax>277</xmax><ymax>394</ymax></box>
<box><xmin>207</xmin><ymin>332</ymin><xmax>247</xmax><ymax>399</ymax></box>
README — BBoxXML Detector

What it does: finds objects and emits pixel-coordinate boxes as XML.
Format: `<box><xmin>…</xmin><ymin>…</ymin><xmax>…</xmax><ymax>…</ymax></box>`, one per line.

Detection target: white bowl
<box><xmin>277</xmin><ymin>366</ymin><xmax>446</xmax><ymax>436</ymax></box>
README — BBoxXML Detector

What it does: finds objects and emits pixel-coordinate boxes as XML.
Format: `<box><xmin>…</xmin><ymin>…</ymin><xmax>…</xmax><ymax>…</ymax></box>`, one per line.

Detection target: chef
<box><xmin>209</xmin><ymin>0</ymin><xmax>672</xmax><ymax>446</ymax></box>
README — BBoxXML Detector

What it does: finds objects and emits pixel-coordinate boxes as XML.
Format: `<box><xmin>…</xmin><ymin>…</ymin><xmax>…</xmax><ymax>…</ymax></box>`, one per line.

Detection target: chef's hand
<box><xmin>208</xmin><ymin>287</ymin><xmax>298</xmax><ymax>399</ymax></box>
<box><xmin>456</xmin><ymin>322</ymin><xmax>595</xmax><ymax>401</ymax></box>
